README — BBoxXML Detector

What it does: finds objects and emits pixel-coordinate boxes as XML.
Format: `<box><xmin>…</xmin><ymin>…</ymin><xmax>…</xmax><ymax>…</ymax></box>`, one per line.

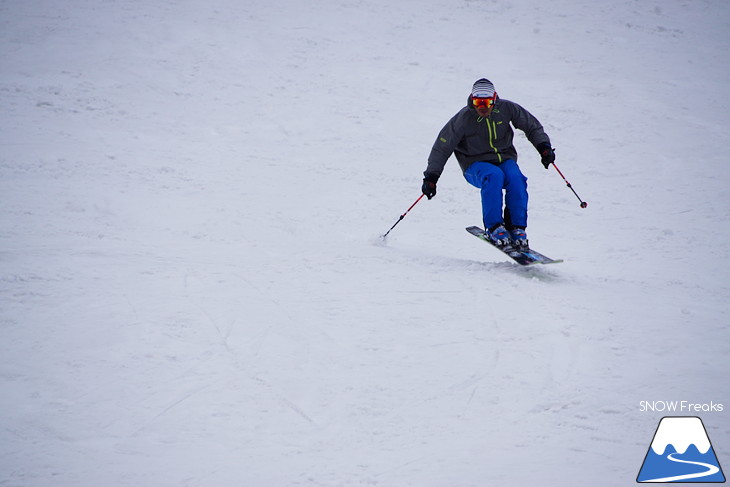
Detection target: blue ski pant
<box><xmin>463</xmin><ymin>159</ymin><xmax>528</xmax><ymax>230</ymax></box>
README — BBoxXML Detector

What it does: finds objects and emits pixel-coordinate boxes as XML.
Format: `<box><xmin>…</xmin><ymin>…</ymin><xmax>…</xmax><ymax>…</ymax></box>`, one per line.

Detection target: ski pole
<box><xmin>381</xmin><ymin>194</ymin><xmax>425</xmax><ymax>239</ymax></box>
<box><xmin>552</xmin><ymin>163</ymin><xmax>588</xmax><ymax>208</ymax></box>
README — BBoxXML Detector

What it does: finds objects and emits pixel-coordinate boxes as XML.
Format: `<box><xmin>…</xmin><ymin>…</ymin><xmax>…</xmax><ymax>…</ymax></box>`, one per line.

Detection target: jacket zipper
<box><xmin>485</xmin><ymin>118</ymin><xmax>503</xmax><ymax>163</ymax></box>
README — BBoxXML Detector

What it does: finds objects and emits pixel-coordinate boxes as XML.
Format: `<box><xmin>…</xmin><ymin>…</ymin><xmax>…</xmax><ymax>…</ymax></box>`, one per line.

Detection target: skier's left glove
<box><xmin>537</xmin><ymin>143</ymin><xmax>555</xmax><ymax>169</ymax></box>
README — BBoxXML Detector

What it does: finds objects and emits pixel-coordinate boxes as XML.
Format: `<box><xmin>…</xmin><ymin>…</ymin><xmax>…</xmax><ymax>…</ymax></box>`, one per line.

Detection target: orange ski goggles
<box><xmin>472</xmin><ymin>96</ymin><xmax>496</xmax><ymax>108</ymax></box>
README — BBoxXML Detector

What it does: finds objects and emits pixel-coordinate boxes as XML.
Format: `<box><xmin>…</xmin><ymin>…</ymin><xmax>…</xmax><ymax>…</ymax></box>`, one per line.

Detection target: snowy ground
<box><xmin>2</xmin><ymin>1</ymin><xmax>729</xmax><ymax>486</ymax></box>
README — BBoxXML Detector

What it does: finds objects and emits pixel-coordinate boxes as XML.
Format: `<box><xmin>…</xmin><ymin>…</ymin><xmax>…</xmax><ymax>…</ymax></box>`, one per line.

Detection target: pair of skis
<box><xmin>465</xmin><ymin>226</ymin><xmax>562</xmax><ymax>266</ymax></box>
<box><xmin>381</xmin><ymin>196</ymin><xmax>563</xmax><ymax>266</ymax></box>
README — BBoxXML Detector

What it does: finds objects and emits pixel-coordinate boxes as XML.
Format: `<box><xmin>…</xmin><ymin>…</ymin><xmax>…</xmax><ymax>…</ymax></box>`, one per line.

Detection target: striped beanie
<box><xmin>472</xmin><ymin>78</ymin><xmax>495</xmax><ymax>98</ymax></box>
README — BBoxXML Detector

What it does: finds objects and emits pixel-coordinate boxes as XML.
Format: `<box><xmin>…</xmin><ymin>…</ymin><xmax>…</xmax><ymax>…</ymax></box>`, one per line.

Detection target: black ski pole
<box><xmin>381</xmin><ymin>194</ymin><xmax>425</xmax><ymax>239</ymax></box>
<box><xmin>552</xmin><ymin>162</ymin><xmax>588</xmax><ymax>208</ymax></box>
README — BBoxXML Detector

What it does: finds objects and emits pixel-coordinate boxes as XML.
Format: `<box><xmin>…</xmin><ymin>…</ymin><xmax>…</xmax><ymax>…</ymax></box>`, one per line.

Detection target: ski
<box><xmin>466</xmin><ymin>226</ymin><xmax>563</xmax><ymax>266</ymax></box>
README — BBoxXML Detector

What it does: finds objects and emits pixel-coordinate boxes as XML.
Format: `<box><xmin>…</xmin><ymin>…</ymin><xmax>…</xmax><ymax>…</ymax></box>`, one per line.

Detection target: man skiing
<box><xmin>421</xmin><ymin>78</ymin><xmax>555</xmax><ymax>250</ymax></box>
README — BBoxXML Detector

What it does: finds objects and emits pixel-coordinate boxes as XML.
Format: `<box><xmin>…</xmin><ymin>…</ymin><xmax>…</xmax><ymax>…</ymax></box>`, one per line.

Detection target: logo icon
<box><xmin>637</xmin><ymin>416</ymin><xmax>726</xmax><ymax>483</ymax></box>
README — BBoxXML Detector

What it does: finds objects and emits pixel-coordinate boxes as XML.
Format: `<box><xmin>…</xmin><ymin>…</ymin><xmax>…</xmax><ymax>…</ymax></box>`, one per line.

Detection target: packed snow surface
<box><xmin>2</xmin><ymin>1</ymin><xmax>729</xmax><ymax>486</ymax></box>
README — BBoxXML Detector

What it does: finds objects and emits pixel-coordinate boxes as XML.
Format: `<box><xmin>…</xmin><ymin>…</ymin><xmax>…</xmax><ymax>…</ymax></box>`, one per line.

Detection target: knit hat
<box><xmin>471</xmin><ymin>78</ymin><xmax>495</xmax><ymax>98</ymax></box>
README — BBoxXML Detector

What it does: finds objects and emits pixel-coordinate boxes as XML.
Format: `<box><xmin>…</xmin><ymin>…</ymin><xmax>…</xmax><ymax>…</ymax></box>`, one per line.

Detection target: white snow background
<box><xmin>2</xmin><ymin>1</ymin><xmax>729</xmax><ymax>486</ymax></box>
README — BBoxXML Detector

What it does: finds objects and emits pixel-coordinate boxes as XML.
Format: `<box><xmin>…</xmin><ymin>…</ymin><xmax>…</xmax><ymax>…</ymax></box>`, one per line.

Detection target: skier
<box><xmin>421</xmin><ymin>78</ymin><xmax>555</xmax><ymax>250</ymax></box>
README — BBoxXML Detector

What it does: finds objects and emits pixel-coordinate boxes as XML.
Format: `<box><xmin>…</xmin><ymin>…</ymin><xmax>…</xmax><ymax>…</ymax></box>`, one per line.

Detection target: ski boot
<box><xmin>508</xmin><ymin>227</ymin><xmax>529</xmax><ymax>250</ymax></box>
<box><xmin>487</xmin><ymin>224</ymin><xmax>513</xmax><ymax>249</ymax></box>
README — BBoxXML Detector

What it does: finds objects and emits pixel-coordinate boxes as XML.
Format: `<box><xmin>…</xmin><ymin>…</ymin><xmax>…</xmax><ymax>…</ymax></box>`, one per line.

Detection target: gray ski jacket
<box><xmin>424</xmin><ymin>97</ymin><xmax>551</xmax><ymax>181</ymax></box>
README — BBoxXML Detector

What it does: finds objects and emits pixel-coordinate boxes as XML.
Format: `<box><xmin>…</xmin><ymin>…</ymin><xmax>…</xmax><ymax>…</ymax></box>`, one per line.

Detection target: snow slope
<box><xmin>2</xmin><ymin>1</ymin><xmax>729</xmax><ymax>485</ymax></box>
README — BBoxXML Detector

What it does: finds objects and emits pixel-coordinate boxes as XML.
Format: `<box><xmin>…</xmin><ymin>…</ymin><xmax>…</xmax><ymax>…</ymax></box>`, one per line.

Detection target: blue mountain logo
<box><xmin>637</xmin><ymin>416</ymin><xmax>726</xmax><ymax>483</ymax></box>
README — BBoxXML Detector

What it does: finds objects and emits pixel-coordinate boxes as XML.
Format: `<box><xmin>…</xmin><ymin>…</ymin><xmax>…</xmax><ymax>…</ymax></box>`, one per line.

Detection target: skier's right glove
<box><xmin>421</xmin><ymin>176</ymin><xmax>438</xmax><ymax>200</ymax></box>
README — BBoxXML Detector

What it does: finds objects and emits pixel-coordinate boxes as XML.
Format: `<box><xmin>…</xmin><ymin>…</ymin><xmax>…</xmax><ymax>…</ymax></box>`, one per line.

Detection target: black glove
<box><xmin>537</xmin><ymin>143</ymin><xmax>555</xmax><ymax>169</ymax></box>
<box><xmin>421</xmin><ymin>176</ymin><xmax>438</xmax><ymax>200</ymax></box>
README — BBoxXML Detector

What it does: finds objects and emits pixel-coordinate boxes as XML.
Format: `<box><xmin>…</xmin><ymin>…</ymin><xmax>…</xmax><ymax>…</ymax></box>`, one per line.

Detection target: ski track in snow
<box><xmin>1</xmin><ymin>1</ymin><xmax>730</xmax><ymax>486</ymax></box>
